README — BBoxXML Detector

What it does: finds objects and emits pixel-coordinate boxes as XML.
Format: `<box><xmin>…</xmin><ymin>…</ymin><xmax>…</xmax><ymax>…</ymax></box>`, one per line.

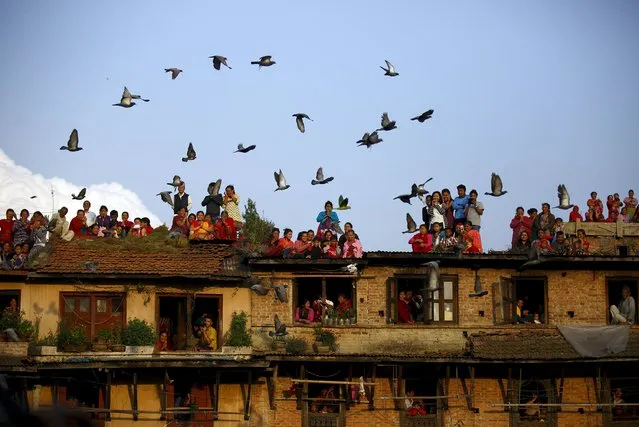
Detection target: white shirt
<box><xmin>466</xmin><ymin>201</ymin><xmax>484</xmax><ymax>227</ymax></box>
<box><xmin>84</xmin><ymin>210</ymin><xmax>97</xmax><ymax>227</ymax></box>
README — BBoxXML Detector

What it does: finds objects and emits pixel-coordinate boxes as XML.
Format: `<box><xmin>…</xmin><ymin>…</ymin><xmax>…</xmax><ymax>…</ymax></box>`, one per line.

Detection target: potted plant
<box><xmin>16</xmin><ymin>317</ymin><xmax>35</xmax><ymax>342</ymax></box>
<box><xmin>346</xmin><ymin>308</ymin><xmax>356</xmax><ymax>325</ymax></box>
<box><xmin>270</xmin><ymin>337</ymin><xmax>287</xmax><ymax>352</ymax></box>
<box><xmin>222</xmin><ymin>311</ymin><xmax>253</xmax><ymax>354</ymax></box>
<box><xmin>312</xmin><ymin>326</ymin><xmax>337</xmax><ymax>353</ymax></box>
<box><xmin>110</xmin><ymin>326</ymin><xmax>125</xmax><ymax>352</ymax></box>
<box><xmin>326</xmin><ymin>308</ymin><xmax>337</xmax><ymax>326</ymax></box>
<box><xmin>0</xmin><ymin>310</ymin><xmax>32</xmax><ymax>356</ymax></box>
<box><xmin>29</xmin><ymin>332</ymin><xmax>58</xmax><ymax>356</ymax></box>
<box><xmin>92</xmin><ymin>328</ymin><xmax>113</xmax><ymax>352</ymax></box>
<box><xmin>122</xmin><ymin>318</ymin><xmax>155</xmax><ymax>354</ymax></box>
<box><xmin>57</xmin><ymin>322</ymin><xmax>90</xmax><ymax>353</ymax></box>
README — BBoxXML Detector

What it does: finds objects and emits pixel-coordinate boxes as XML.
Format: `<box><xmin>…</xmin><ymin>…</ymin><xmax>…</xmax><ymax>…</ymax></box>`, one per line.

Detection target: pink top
<box><xmin>295</xmin><ymin>307</ymin><xmax>315</xmax><ymax>322</ymax></box>
<box><xmin>342</xmin><ymin>239</ymin><xmax>363</xmax><ymax>258</ymax></box>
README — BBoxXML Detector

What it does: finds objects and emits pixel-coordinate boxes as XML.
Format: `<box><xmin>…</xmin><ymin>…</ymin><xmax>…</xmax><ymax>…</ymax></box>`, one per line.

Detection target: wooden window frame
<box><xmin>388</xmin><ymin>275</ymin><xmax>459</xmax><ymax>325</ymax></box>
<box><xmin>293</xmin><ymin>277</ymin><xmax>358</xmax><ymax>325</ymax></box>
<box><xmin>155</xmin><ymin>293</ymin><xmax>223</xmax><ymax>350</ymax></box>
<box><xmin>0</xmin><ymin>289</ymin><xmax>21</xmax><ymax>310</ymax></box>
<box><xmin>59</xmin><ymin>292</ymin><xmax>126</xmax><ymax>340</ymax></box>
<box><xmin>493</xmin><ymin>277</ymin><xmax>548</xmax><ymax>325</ymax></box>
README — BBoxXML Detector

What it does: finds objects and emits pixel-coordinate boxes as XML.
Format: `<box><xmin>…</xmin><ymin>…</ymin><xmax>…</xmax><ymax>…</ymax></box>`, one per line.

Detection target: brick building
<box><xmin>0</xmin><ymin>234</ymin><xmax>638</xmax><ymax>427</ymax></box>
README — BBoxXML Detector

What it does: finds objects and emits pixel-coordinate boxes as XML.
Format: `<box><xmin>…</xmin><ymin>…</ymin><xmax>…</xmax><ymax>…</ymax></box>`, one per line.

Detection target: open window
<box><xmin>608</xmin><ymin>373</ymin><xmax>639</xmax><ymax>425</ymax></box>
<box><xmin>388</xmin><ymin>275</ymin><xmax>458</xmax><ymax>325</ymax></box>
<box><xmin>294</xmin><ymin>277</ymin><xmax>356</xmax><ymax>325</ymax></box>
<box><xmin>166</xmin><ymin>377</ymin><xmax>216</xmax><ymax>425</ymax></box>
<box><xmin>508</xmin><ymin>369</ymin><xmax>558</xmax><ymax>427</ymax></box>
<box><xmin>0</xmin><ymin>290</ymin><xmax>20</xmax><ymax>312</ymax></box>
<box><xmin>400</xmin><ymin>366</ymin><xmax>441</xmax><ymax>426</ymax></box>
<box><xmin>493</xmin><ymin>277</ymin><xmax>547</xmax><ymax>325</ymax></box>
<box><xmin>607</xmin><ymin>278</ymin><xmax>638</xmax><ymax>325</ymax></box>
<box><xmin>157</xmin><ymin>294</ymin><xmax>222</xmax><ymax>350</ymax></box>
<box><xmin>60</xmin><ymin>292</ymin><xmax>125</xmax><ymax>340</ymax></box>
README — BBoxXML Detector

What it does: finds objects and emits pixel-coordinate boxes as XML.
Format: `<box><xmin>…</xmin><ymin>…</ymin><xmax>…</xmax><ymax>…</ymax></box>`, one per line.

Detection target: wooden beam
<box><xmin>132</xmin><ymin>372</ymin><xmax>138</xmax><ymax>421</ymax></box>
<box><xmin>105</xmin><ymin>370</ymin><xmax>112</xmax><ymax>422</ymax></box>
<box><xmin>244</xmin><ymin>371</ymin><xmax>252</xmax><ymax>421</ymax></box>
<box><xmin>213</xmin><ymin>371</ymin><xmax>221</xmax><ymax>421</ymax></box>
<box><xmin>292</xmin><ymin>379</ymin><xmax>377</xmax><ymax>386</ymax></box>
<box><xmin>266</xmin><ymin>364</ymin><xmax>277</xmax><ymax>410</ymax></box>
<box><xmin>368</xmin><ymin>363</ymin><xmax>377</xmax><ymax>411</ymax></box>
<box><xmin>301</xmin><ymin>366</ymin><xmax>308</xmax><ymax>427</ymax></box>
<box><xmin>160</xmin><ymin>370</ymin><xmax>168</xmax><ymax>421</ymax></box>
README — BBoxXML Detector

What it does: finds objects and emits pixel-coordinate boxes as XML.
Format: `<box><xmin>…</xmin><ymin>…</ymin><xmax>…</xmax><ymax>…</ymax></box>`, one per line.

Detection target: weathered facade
<box><xmin>1</xmin><ymin>235</ymin><xmax>638</xmax><ymax>427</ymax></box>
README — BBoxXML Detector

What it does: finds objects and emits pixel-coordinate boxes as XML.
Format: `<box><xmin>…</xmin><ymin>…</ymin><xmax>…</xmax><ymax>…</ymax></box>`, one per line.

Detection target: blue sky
<box><xmin>0</xmin><ymin>1</ymin><xmax>637</xmax><ymax>251</ymax></box>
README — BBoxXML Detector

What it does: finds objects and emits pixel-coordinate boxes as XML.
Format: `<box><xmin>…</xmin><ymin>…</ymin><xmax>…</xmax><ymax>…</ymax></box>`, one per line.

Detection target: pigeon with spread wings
<box><xmin>251</xmin><ymin>55</ymin><xmax>276</xmax><ymax>68</ymax></box>
<box><xmin>555</xmin><ymin>184</ymin><xmax>574</xmax><ymax>210</ymax></box>
<box><xmin>411</xmin><ymin>109</ymin><xmax>434</xmax><ymax>123</ymax></box>
<box><xmin>311</xmin><ymin>167</ymin><xmax>334</xmax><ymax>185</ymax></box>
<box><xmin>72</xmin><ymin>188</ymin><xmax>86</xmax><ymax>200</ymax></box>
<box><xmin>377</xmin><ymin>112</ymin><xmax>397</xmax><ymax>131</ymax></box>
<box><xmin>293</xmin><ymin>113</ymin><xmax>312</xmax><ymax>133</ymax></box>
<box><xmin>403</xmin><ymin>213</ymin><xmax>418</xmax><ymax>234</ymax></box>
<box><xmin>336</xmin><ymin>195</ymin><xmax>351</xmax><ymax>210</ymax></box>
<box><xmin>209</xmin><ymin>55</ymin><xmax>232</xmax><ymax>70</ymax></box>
<box><xmin>182</xmin><ymin>143</ymin><xmax>196</xmax><ymax>162</ymax></box>
<box><xmin>485</xmin><ymin>173</ymin><xmax>508</xmax><ymax>197</ymax></box>
<box><xmin>380</xmin><ymin>60</ymin><xmax>399</xmax><ymax>77</ymax></box>
<box><xmin>274</xmin><ymin>170</ymin><xmax>290</xmax><ymax>191</ymax></box>
<box><xmin>235</xmin><ymin>144</ymin><xmax>256</xmax><ymax>153</ymax></box>
<box><xmin>60</xmin><ymin>129</ymin><xmax>82</xmax><ymax>152</ymax></box>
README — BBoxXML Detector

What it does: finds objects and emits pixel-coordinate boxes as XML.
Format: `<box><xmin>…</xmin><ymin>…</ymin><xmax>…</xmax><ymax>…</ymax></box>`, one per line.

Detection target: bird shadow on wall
<box><xmin>32</xmin><ymin>301</ymin><xmax>59</xmax><ymax>316</ymax></box>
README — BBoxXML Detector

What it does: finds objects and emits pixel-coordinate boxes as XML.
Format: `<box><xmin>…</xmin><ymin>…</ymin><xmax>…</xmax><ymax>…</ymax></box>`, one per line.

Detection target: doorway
<box><xmin>157</xmin><ymin>294</ymin><xmax>222</xmax><ymax>350</ymax></box>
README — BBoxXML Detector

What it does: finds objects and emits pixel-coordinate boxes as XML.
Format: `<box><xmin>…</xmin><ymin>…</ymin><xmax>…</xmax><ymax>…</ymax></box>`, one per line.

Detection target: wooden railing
<box><xmin>308</xmin><ymin>412</ymin><xmax>340</xmax><ymax>427</ymax></box>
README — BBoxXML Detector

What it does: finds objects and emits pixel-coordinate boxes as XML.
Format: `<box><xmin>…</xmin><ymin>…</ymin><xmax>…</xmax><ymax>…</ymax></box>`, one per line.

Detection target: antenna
<box><xmin>50</xmin><ymin>184</ymin><xmax>55</xmax><ymax>215</ymax></box>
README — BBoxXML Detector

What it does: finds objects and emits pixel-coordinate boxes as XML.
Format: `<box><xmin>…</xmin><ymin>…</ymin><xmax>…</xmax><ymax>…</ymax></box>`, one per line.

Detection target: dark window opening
<box><xmin>295</xmin><ymin>278</ymin><xmax>356</xmax><ymax>325</ymax></box>
<box><xmin>513</xmin><ymin>279</ymin><xmax>546</xmax><ymax>325</ymax></box>
<box><xmin>518</xmin><ymin>380</ymin><xmax>550</xmax><ymax>422</ymax></box>
<box><xmin>167</xmin><ymin>378</ymin><xmax>215</xmax><ymax>425</ymax></box>
<box><xmin>610</xmin><ymin>378</ymin><xmax>639</xmax><ymax>423</ymax></box>
<box><xmin>157</xmin><ymin>295</ymin><xmax>221</xmax><ymax>350</ymax></box>
<box><xmin>0</xmin><ymin>290</ymin><xmax>20</xmax><ymax>312</ymax></box>
<box><xmin>607</xmin><ymin>279</ymin><xmax>638</xmax><ymax>325</ymax></box>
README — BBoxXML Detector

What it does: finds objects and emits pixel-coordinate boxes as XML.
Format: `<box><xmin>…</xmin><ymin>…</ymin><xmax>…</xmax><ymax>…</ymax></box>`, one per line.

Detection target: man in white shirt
<box><xmin>465</xmin><ymin>189</ymin><xmax>484</xmax><ymax>231</ymax></box>
<box><xmin>83</xmin><ymin>200</ymin><xmax>97</xmax><ymax>227</ymax></box>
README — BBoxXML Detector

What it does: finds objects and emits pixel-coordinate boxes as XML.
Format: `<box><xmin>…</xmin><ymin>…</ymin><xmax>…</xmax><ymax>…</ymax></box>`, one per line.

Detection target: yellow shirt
<box><xmin>199</xmin><ymin>327</ymin><xmax>217</xmax><ymax>350</ymax></box>
<box><xmin>516</xmin><ymin>306</ymin><xmax>522</xmax><ymax>317</ymax></box>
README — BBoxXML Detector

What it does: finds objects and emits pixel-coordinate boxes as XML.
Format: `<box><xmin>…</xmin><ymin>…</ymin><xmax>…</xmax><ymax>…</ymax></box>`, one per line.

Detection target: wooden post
<box><xmin>244</xmin><ymin>371</ymin><xmax>252</xmax><ymax>421</ymax></box>
<box><xmin>346</xmin><ymin>363</ymin><xmax>353</xmax><ymax>410</ymax></box>
<box><xmin>267</xmin><ymin>365</ymin><xmax>277</xmax><ymax>410</ymax></box>
<box><xmin>52</xmin><ymin>382</ymin><xmax>59</xmax><ymax>406</ymax></box>
<box><xmin>301</xmin><ymin>366</ymin><xmax>308</xmax><ymax>427</ymax></box>
<box><xmin>160</xmin><ymin>370</ymin><xmax>168</xmax><ymax>421</ymax></box>
<box><xmin>105</xmin><ymin>370</ymin><xmax>112</xmax><ymax>422</ymax></box>
<box><xmin>213</xmin><ymin>371</ymin><xmax>221</xmax><ymax>421</ymax></box>
<box><xmin>132</xmin><ymin>372</ymin><xmax>138</xmax><ymax>421</ymax></box>
<box><xmin>368</xmin><ymin>363</ymin><xmax>377</xmax><ymax>411</ymax></box>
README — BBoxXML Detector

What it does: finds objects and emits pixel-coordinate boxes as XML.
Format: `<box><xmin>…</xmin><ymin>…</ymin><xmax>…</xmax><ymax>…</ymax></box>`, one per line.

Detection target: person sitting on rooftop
<box><xmin>129</xmin><ymin>218</ymin><xmax>142</xmax><ymax>238</ymax></box>
<box><xmin>96</xmin><ymin>205</ymin><xmax>111</xmax><ymax>230</ymax></box>
<box><xmin>278</xmin><ymin>228</ymin><xmax>295</xmax><ymax>257</ymax></box>
<box><xmin>619</xmin><ymin>207</ymin><xmax>630</xmax><ymax>223</ymax></box>
<box><xmin>338</xmin><ymin>222</ymin><xmax>358</xmax><ymax>252</ymax></box>
<box><xmin>441</xmin><ymin>227</ymin><xmax>458</xmax><ymax>251</ymax></box>
<box><xmin>10</xmin><ymin>244</ymin><xmax>25</xmax><ymax>270</ymax></box>
<box><xmin>572</xmin><ymin>228</ymin><xmax>590</xmax><ymax>255</ymax></box>
<box><xmin>307</xmin><ymin>229</ymin><xmax>315</xmax><ymax>242</ymax></box>
<box><xmin>610</xmin><ymin>285</ymin><xmax>635</xmax><ymax>325</ymax></box>
<box><xmin>140</xmin><ymin>217</ymin><xmax>153</xmax><ymax>236</ymax></box>
<box><xmin>463</xmin><ymin>220</ymin><xmax>482</xmax><ymax>253</ymax></box>
<box><xmin>201</xmin><ymin>183</ymin><xmax>224</xmax><ymax>221</ymax></box>
<box><xmin>289</xmin><ymin>231</ymin><xmax>312</xmax><ymax>258</ymax></box>
<box><xmin>69</xmin><ymin>209</ymin><xmax>88</xmax><ymax>238</ymax></box>
<box><xmin>624</xmin><ymin>189</ymin><xmax>637</xmax><ymax>219</ymax></box>
<box><xmin>27</xmin><ymin>217</ymin><xmax>48</xmax><ymax>264</ymax></box>
<box><xmin>309</xmin><ymin>237</ymin><xmax>323</xmax><ymax>259</ymax></box>
<box><xmin>264</xmin><ymin>228</ymin><xmax>281</xmax><ymax>257</ymax></box>
<box><xmin>586</xmin><ymin>191</ymin><xmax>605</xmax><ymax>222</ymax></box>
<box><xmin>316</xmin><ymin>201</ymin><xmax>339</xmax><ymax>240</ymax></box>
<box><xmin>409</xmin><ymin>224</ymin><xmax>433</xmax><ymax>253</ymax></box>
<box><xmin>569</xmin><ymin>205</ymin><xmax>583</xmax><ymax>223</ymax></box>
<box><xmin>12</xmin><ymin>209</ymin><xmax>30</xmax><ymax>247</ymax></box>
<box><xmin>532</xmin><ymin>229</ymin><xmax>552</xmax><ymax>255</ymax></box>
<box><xmin>430</xmin><ymin>222</ymin><xmax>445</xmax><ymax>247</ymax></box>
<box><xmin>214</xmin><ymin>211</ymin><xmax>236</xmax><ymax>240</ymax></box>
<box><xmin>324</xmin><ymin>234</ymin><xmax>341</xmax><ymax>259</ymax></box>
<box><xmin>118</xmin><ymin>211</ymin><xmax>134</xmax><ymax>232</ymax></box>
<box><xmin>514</xmin><ymin>230</ymin><xmax>532</xmax><ymax>254</ymax></box>
<box><xmin>342</xmin><ymin>230</ymin><xmax>363</xmax><ymax>258</ymax></box>
<box><xmin>0</xmin><ymin>209</ymin><xmax>16</xmax><ymax>247</ymax></box>
<box><xmin>551</xmin><ymin>231</ymin><xmax>570</xmax><ymax>255</ymax></box>
<box><xmin>49</xmin><ymin>207</ymin><xmax>74</xmax><ymax>241</ymax></box>
<box><xmin>82</xmin><ymin>200</ymin><xmax>96</xmax><ymax>227</ymax></box>
<box><xmin>170</xmin><ymin>207</ymin><xmax>190</xmax><ymax>238</ymax></box>
<box><xmin>0</xmin><ymin>242</ymin><xmax>12</xmax><ymax>268</ymax></box>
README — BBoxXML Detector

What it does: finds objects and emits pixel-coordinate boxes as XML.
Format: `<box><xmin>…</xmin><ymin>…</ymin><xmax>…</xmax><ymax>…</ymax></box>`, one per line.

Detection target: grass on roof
<box><xmin>74</xmin><ymin>226</ymin><xmax>187</xmax><ymax>253</ymax></box>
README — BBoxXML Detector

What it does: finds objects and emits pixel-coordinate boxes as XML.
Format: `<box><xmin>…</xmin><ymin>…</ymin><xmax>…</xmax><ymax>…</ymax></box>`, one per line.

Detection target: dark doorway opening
<box><xmin>157</xmin><ymin>295</ymin><xmax>221</xmax><ymax>350</ymax></box>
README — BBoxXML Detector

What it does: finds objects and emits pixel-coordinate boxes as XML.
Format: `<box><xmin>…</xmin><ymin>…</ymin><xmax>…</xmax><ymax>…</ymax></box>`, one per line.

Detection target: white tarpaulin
<box><xmin>558</xmin><ymin>325</ymin><xmax>629</xmax><ymax>358</ymax></box>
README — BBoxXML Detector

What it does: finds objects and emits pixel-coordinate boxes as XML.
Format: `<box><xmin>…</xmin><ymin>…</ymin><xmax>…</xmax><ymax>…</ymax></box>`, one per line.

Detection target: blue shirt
<box><xmin>316</xmin><ymin>211</ymin><xmax>339</xmax><ymax>223</ymax></box>
<box><xmin>452</xmin><ymin>195</ymin><xmax>469</xmax><ymax>220</ymax></box>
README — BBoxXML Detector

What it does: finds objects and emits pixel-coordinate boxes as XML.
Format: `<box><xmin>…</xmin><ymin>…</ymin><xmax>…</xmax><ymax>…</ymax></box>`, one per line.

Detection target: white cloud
<box><xmin>0</xmin><ymin>149</ymin><xmax>162</xmax><ymax>227</ymax></box>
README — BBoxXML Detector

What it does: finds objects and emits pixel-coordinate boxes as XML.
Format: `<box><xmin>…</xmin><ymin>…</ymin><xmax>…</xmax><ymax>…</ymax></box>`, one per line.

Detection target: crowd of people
<box><xmin>263</xmin><ymin>201</ymin><xmax>364</xmax><ymax>259</ymax></box>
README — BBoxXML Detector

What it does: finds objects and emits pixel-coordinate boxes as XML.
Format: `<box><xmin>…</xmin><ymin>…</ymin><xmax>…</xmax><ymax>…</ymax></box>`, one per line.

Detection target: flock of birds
<box><xmin>57</xmin><ymin>55</ymin><xmax>580</xmax><ymax>243</ymax></box>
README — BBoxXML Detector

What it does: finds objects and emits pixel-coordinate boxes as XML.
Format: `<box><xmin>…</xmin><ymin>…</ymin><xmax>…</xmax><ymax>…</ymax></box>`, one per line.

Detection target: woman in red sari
<box><xmin>214</xmin><ymin>211</ymin><xmax>237</xmax><ymax>240</ymax></box>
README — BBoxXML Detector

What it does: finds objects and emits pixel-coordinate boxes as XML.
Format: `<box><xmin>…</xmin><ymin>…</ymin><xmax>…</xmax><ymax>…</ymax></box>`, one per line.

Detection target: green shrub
<box><xmin>56</xmin><ymin>321</ymin><xmax>90</xmax><ymax>347</ymax></box>
<box><xmin>95</xmin><ymin>328</ymin><xmax>114</xmax><ymax>343</ymax></box>
<box><xmin>122</xmin><ymin>319</ymin><xmax>155</xmax><ymax>346</ymax></box>
<box><xmin>313</xmin><ymin>326</ymin><xmax>338</xmax><ymax>351</ymax></box>
<box><xmin>223</xmin><ymin>311</ymin><xmax>252</xmax><ymax>347</ymax></box>
<box><xmin>285</xmin><ymin>337</ymin><xmax>308</xmax><ymax>355</ymax></box>
<box><xmin>33</xmin><ymin>332</ymin><xmax>57</xmax><ymax>346</ymax></box>
<box><xmin>1</xmin><ymin>311</ymin><xmax>35</xmax><ymax>340</ymax></box>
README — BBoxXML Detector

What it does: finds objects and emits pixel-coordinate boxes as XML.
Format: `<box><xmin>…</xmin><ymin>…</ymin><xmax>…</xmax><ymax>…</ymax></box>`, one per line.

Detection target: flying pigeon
<box><xmin>293</xmin><ymin>113</ymin><xmax>312</xmax><ymax>133</ymax></box>
<box><xmin>403</xmin><ymin>213</ymin><xmax>418</xmax><ymax>234</ymax></box>
<box><xmin>311</xmin><ymin>167</ymin><xmax>334</xmax><ymax>185</ymax></box>
<box><xmin>380</xmin><ymin>60</ymin><xmax>399</xmax><ymax>77</ymax></box>
<box><xmin>333</xmin><ymin>221</ymin><xmax>345</xmax><ymax>235</ymax></box>
<box><xmin>340</xmin><ymin>263</ymin><xmax>358</xmax><ymax>274</ymax></box>
<box><xmin>113</xmin><ymin>86</ymin><xmax>140</xmax><ymax>108</ymax></box>
<box><xmin>485</xmin><ymin>173</ymin><xmax>508</xmax><ymax>197</ymax></box>
<box><xmin>469</xmin><ymin>272</ymin><xmax>489</xmax><ymax>297</ymax></box>
<box><xmin>268</xmin><ymin>314</ymin><xmax>288</xmax><ymax>338</ymax></box>
<box><xmin>207</xmin><ymin>179</ymin><xmax>222</xmax><ymax>195</ymax></box>
<box><xmin>555</xmin><ymin>184</ymin><xmax>574</xmax><ymax>210</ymax></box>
<box><xmin>127</xmin><ymin>87</ymin><xmax>150</xmax><ymax>102</ymax></box>
<box><xmin>30</xmin><ymin>195</ymin><xmax>37</xmax><ymax>199</ymax></box>
<box><xmin>72</xmin><ymin>188</ymin><xmax>87</xmax><ymax>200</ymax></box>
<box><xmin>251</xmin><ymin>55</ymin><xmax>276</xmax><ymax>68</ymax></box>
<box><xmin>357</xmin><ymin>131</ymin><xmax>383</xmax><ymax>148</ymax></box>
<box><xmin>60</xmin><ymin>129</ymin><xmax>82</xmax><ymax>152</ymax></box>
<box><xmin>209</xmin><ymin>55</ymin><xmax>232</xmax><ymax>70</ymax></box>
<box><xmin>84</xmin><ymin>261</ymin><xmax>98</xmax><ymax>273</ymax></box>
<box><xmin>336</xmin><ymin>195</ymin><xmax>351</xmax><ymax>210</ymax></box>
<box><xmin>157</xmin><ymin>191</ymin><xmax>174</xmax><ymax>207</ymax></box>
<box><xmin>235</xmin><ymin>144</ymin><xmax>256</xmax><ymax>153</ymax></box>
<box><xmin>416</xmin><ymin>178</ymin><xmax>433</xmax><ymax>203</ymax></box>
<box><xmin>377</xmin><ymin>112</ymin><xmax>397</xmax><ymax>131</ymax></box>
<box><xmin>167</xmin><ymin>175</ymin><xmax>183</xmax><ymax>189</ymax></box>
<box><xmin>422</xmin><ymin>261</ymin><xmax>441</xmax><ymax>292</ymax></box>
<box><xmin>410</xmin><ymin>109</ymin><xmax>435</xmax><ymax>123</ymax></box>
<box><xmin>274</xmin><ymin>170</ymin><xmax>290</xmax><ymax>192</ymax></box>
<box><xmin>165</xmin><ymin>68</ymin><xmax>183</xmax><ymax>80</ymax></box>
<box><xmin>394</xmin><ymin>184</ymin><xmax>419</xmax><ymax>204</ymax></box>
<box><xmin>248</xmin><ymin>277</ymin><xmax>269</xmax><ymax>296</ymax></box>
<box><xmin>182</xmin><ymin>142</ymin><xmax>196</xmax><ymax>162</ymax></box>
<box><xmin>273</xmin><ymin>285</ymin><xmax>288</xmax><ymax>303</ymax></box>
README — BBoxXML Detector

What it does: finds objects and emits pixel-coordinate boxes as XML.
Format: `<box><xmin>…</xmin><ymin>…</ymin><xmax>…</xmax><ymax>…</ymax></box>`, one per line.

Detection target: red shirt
<box><xmin>215</xmin><ymin>217</ymin><xmax>236</xmax><ymax>240</ymax></box>
<box><xmin>145</xmin><ymin>225</ymin><xmax>153</xmax><ymax>235</ymax></box>
<box><xmin>69</xmin><ymin>217</ymin><xmax>87</xmax><ymax>237</ymax></box>
<box><xmin>0</xmin><ymin>219</ymin><xmax>14</xmax><ymax>244</ymax></box>
<box><xmin>408</xmin><ymin>232</ymin><xmax>433</xmax><ymax>253</ymax></box>
<box><xmin>398</xmin><ymin>299</ymin><xmax>412</xmax><ymax>323</ymax></box>
<box><xmin>118</xmin><ymin>220</ymin><xmax>134</xmax><ymax>230</ymax></box>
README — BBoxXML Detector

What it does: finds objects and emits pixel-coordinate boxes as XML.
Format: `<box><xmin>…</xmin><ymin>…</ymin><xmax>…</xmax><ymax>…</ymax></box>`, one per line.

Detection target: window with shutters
<box><xmin>294</xmin><ymin>277</ymin><xmax>357</xmax><ymax>325</ymax></box>
<box><xmin>387</xmin><ymin>275</ymin><xmax>458</xmax><ymax>325</ymax></box>
<box><xmin>60</xmin><ymin>292</ymin><xmax>126</xmax><ymax>340</ymax></box>
<box><xmin>492</xmin><ymin>277</ymin><xmax>547</xmax><ymax>325</ymax></box>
